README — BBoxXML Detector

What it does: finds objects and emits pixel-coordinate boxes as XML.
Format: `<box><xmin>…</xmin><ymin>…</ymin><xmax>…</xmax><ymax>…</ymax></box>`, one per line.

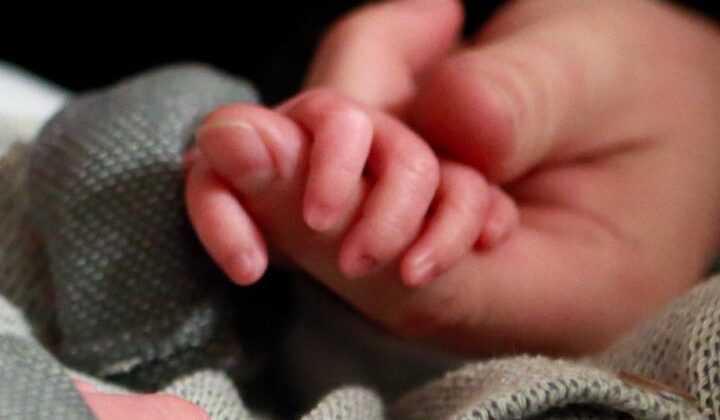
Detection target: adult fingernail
<box><xmin>195</xmin><ymin>120</ymin><xmax>275</xmax><ymax>193</ymax></box>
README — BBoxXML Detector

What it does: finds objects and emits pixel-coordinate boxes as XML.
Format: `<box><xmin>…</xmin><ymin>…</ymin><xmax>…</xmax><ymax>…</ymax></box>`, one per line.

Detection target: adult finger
<box><xmin>306</xmin><ymin>0</ymin><xmax>464</xmax><ymax>112</ymax></box>
<box><xmin>409</xmin><ymin>0</ymin><xmax>664</xmax><ymax>182</ymax></box>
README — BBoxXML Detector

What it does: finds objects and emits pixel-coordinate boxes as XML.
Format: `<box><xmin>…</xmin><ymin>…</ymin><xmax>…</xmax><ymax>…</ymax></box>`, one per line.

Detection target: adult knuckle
<box><xmin>415</xmin><ymin>54</ymin><xmax>520</xmax><ymax>180</ymax></box>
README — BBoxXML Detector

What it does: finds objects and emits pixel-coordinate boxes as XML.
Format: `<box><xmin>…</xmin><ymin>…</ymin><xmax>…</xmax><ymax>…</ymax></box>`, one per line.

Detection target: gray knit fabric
<box><xmin>0</xmin><ymin>295</ymin><xmax>93</xmax><ymax>420</ymax></box>
<box><xmin>0</xmin><ymin>64</ymin><xmax>716</xmax><ymax>419</ymax></box>
<box><xmin>28</xmin><ymin>65</ymin><xmax>258</xmax><ymax>391</ymax></box>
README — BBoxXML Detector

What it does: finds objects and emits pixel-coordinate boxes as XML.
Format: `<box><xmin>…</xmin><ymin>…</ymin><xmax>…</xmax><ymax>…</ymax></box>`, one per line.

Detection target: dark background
<box><xmin>3</xmin><ymin>1</ymin><xmax>718</xmax><ymax>104</ymax></box>
<box><xmin>0</xmin><ymin>1</ymin><xmax>523</xmax><ymax>104</ymax></box>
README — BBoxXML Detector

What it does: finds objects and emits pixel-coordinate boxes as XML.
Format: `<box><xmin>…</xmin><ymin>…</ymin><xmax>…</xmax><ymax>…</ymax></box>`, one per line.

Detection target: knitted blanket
<box><xmin>0</xmin><ymin>65</ymin><xmax>717</xmax><ymax>419</ymax></box>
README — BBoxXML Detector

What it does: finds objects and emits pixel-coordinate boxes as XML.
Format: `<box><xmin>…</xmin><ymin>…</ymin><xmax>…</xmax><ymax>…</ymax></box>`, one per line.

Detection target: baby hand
<box><xmin>186</xmin><ymin>89</ymin><xmax>517</xmax><ymax>287</ymax></box>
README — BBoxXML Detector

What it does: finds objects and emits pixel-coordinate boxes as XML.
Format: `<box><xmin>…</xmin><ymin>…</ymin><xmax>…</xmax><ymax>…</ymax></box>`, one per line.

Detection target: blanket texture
<box><xmin>0</xmin><ymin>65</ymin><xmax>717</xmax><ymax>419</ymax></box>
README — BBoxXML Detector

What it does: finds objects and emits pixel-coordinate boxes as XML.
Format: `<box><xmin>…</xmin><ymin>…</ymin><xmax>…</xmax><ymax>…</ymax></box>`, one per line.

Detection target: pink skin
<box><xmin>187</xmin><ymin>90</ymin><xmax>517</xmax><ymax>287</ymax></box>
<box><xmin>75</xmin><ymin>381</ymin><xmax>208</xmax><ymax>420</ymax></box>
<box><xmin>188</xmin><ymin>0</ymin><xmax>720</xmax><ymax>357</ymax></box>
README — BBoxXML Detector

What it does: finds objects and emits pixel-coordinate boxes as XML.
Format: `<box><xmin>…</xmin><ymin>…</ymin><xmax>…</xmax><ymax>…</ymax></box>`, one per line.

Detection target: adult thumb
<box><xmin>305</xmin><ymin>0</ymin><xmax>464</xmax><ymax>113</ymax></box>
<box><xmin>409</xmin><ymin>0</ymin><xmax>659</xmax><ymax>182</ymax></box>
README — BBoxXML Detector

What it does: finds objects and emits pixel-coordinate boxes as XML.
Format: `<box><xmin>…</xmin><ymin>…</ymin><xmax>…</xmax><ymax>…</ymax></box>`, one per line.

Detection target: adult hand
<box><xmin>304</xmin><ymin>0</ymin><xmax>720</xmax><ymax>354</ymax></box>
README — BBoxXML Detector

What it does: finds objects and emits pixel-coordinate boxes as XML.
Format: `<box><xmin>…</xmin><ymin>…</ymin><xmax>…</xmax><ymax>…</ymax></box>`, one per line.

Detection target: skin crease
<box><xmin>79</xmin><ymin>0</ymin><xmax>720</xmax><ymax>417</ymax></box>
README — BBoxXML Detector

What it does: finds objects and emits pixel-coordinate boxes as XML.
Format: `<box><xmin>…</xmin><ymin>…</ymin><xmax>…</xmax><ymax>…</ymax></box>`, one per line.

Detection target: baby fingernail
<box><xmin>305</xmin><ymin>202</ymin><xmax>337</xmax><ymax>232</ymax></box>
<box><xmin>345</xmin><ymin>254</ymin><xmax>378</xmax><ymax>278</ymax></box>
<box><xmin>408</xmin><ymin>254</ymin><xmax>436</xmax><ymax>287</ymax></box>
<box><xmin>482</xmin><ymin>216</ymin><xmax>507</xmax><ymax>247</ymax></box>
<box><xmin>196</xmin><ymin>120</ymin><xmax>274</xmax><ymax>193</ymax></box>
<box><xmin>237</xmin><ymin>249</ymin><xmax>265</xmax><ymax>285</ymax></box>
